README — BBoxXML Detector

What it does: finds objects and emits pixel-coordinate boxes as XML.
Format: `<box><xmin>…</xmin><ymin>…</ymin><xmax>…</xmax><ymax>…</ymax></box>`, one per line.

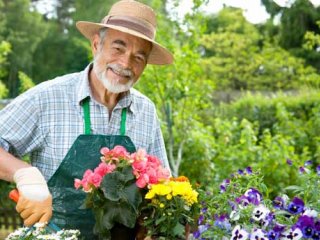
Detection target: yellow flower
<box><xmin>145</xmin><ymin>183</ymin><xmax>172</xmax><ymax>199</ymax></box>
<box><xmin>145</xmin><ymin>178</ymin><xmax>198</xmax><ymax>206</ymax></box>
<box><xmin>159</xmin><ymin>203</ymin><xmax>165</xmax><ymax>208</ymax></box>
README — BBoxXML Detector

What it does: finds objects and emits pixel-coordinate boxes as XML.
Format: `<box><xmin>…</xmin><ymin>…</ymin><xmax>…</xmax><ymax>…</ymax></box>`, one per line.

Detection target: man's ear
<box><xmin>91</xmin><ymin>34</ymin><xmax>100</xmax><ymax>56</ymax></box>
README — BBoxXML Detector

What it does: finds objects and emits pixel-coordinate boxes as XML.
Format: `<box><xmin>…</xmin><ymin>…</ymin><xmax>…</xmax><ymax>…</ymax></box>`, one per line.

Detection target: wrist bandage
<box><xmin>14</xmin><ymin>167</ymin><xmax>50</xmax><ymax>201</ymax></box>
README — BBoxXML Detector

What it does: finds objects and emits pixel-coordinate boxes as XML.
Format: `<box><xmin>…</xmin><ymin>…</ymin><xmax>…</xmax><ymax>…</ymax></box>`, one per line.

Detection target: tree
<box><xmin>31</xmin><ymin>0</ymin><xmax>116</xmax><ymax>84</ymax></box>
<box><xmin>279</xmin><ymin>0</ymin><xmax>319</xmax><ymax>50</ymax></box>
<box><xmin>32</xmin><ymin>20</ymin><xmax>91</xmax><ymax>83</ymax></box>
<box><xmin>1</xmin><ymin>0</ymin><xmax>48</xmax><ymax>97</ymax></box>
<box><xmin>18</xmin><ymin>71</ymin><xmax>35</xmax><ymax>94</ymax></box>
<box><xmin>201</xmin><ymin>7</ymin><xmax>320</xmax><ymax>91</ymax></box>
<box><xmin>0</xmin><ymin>40</ymin><xmax>10</xmax><ymax>98</ymax></box>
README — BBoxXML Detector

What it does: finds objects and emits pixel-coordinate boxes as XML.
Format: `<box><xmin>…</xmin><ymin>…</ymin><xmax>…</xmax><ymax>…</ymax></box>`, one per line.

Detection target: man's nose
<box><xmin>119</xmin><ymin>53</ymin><xmax>133</xmax><ymax>69</ymax></box>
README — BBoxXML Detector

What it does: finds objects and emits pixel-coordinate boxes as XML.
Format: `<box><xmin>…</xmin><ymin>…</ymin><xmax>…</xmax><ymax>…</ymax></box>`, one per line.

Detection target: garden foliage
<box><xmin>180</xmin><ymin>90</ymin><xmax>320</xmax><ymax>197</ymax></box>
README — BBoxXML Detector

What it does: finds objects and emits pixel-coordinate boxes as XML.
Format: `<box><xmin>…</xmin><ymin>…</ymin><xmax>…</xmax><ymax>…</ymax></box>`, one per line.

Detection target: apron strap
<box><xmin>82</xmin><ymin>98</ymin><xmax>91</xmax><ymax>135</ymax></box>
<box><xmin>82</xmin><ymin>98</ymin><xmax>127</xmax><ymax>136</ymax></box>
<box><xmin>120</xmin><ymin>108</ymin><xmax>127</xmax><ymax>136</ymax></box>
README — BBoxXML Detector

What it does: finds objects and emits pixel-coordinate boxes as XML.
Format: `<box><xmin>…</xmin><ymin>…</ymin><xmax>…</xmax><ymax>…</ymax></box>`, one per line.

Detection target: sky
<box><xmin>170</xmin><ymin>0</ymin><xmax>320</xmax><ymax>24</ymax></box>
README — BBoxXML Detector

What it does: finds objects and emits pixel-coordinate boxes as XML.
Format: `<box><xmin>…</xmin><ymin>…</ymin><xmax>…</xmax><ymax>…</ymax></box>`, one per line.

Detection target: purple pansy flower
<box><xmin>231</xmin><ymin>225</ymin><xmax>249</xmax><ymax>240</ymax></box>
<box><xmin>287</xmin><ymin>197</ymin><xmax>305</xmax><ymax>215</ymax></box>
<box><xmin>267</xmin><ymin>224</ymin><xmax>286</xmax><ymax>240</ymax></box>
<box><xmin>197</xmin><ymin>214</ymin><xmax>205</xmax><ymax>225</ymax></box>
<box><xmin>299</xmin><ymin>166</ymin><xmax>306</xmax><ymax>174</ymax></box>
<box><xmin>252</xmin><ymin>204</ymin><xmax>270</xmax><ymax>222</ymax></box>
<box><xmin>295</xmin><ymin>215</ymin><xmax>315</xmax><ymax>238</ymax></box>
<box><xmin>214</xmin><ymin>214</ymin><xmax>231</xmax><ymax>230</ymax></box>
<box><xmin>260</xmin><ymin>211</ymin><xmax>275</xmax><ymax>227</ymax></box>
<box><xmin>229</xmin><ymin>200</ymin><xmax>237</xmax><ymax>211</ymax></box>
<box><xmin>245</xmin><ymin>166</ymin><xmax>252</xmax><ymax>174</ymax></box>
<box><xmin>286</xmin><ymin>159</ymin><xmax>293</xmax><ymax>165</ymax></box>
<box><xmin>312</xmin><ymin>220</ymin><xmax>320</xmax><ymax>239</ymax></box>
<box><xmin>304</xmin><ymin>160</ymin><xmax>313</xmax><ymax>166</ymax></box>
<box><xmin>193</xmin><ymin>223</ymin><xmax>210</xmax><ymax>239</ymax></box>
<box><xmin>250</xmin><ymin>228</ymin><xmax>268</xmax><ymax>240</ymax></box>
<box><xmin>244</xmin><ymin>188</ymin><xmax>262</xmax><ymax>205</ymax></box>
<box><xmin>236</xmin><ymin>195</ymin><xmax>250</xmax><ymax>207</ymax></box>
<box><xmin>220</xmin><ymin>178</ymin><xmax>230</xmax><ymax>193</ymax></box>
<box><xmin>281</xmin><ymin>227</ymin><xmax>303</xmax><ymax>240</ymax></box>
<box><xmin>273</xmin><ymin>196</ymin><xmax>286</xmax><ymax>210</ymax></box>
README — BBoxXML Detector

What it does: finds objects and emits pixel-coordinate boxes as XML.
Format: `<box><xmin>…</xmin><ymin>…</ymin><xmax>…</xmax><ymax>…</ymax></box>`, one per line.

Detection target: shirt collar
<box><xmin>76</xmin><ymin>63</ymin><xmax>136</xmax><ymax>114</ymax></box>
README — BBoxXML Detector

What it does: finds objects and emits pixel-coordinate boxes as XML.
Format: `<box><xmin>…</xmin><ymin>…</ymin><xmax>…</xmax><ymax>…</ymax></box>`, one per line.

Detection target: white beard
<box><xmin>93</xmin><ymin>54</ymin><xmax>134</xmax><ymax>94</ymax></box>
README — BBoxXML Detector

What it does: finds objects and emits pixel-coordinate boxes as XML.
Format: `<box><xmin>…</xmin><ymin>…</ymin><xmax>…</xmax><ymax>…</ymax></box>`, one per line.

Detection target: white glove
<box><xmin>14</xmin><ymin>167</ymin><xmax>50</xmax><ymax>201</ymax></box>
<box><xmin>13</xmin><ymin>167</ymin><xmax>52</xmax><ymax>226</ymax></box>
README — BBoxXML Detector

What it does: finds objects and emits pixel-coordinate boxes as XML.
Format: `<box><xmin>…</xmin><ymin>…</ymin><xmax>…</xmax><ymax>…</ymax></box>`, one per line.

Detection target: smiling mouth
<box><xmin>107</xmin><ymin>66</ymin><xmax>132</xmax><ymax>79</ymax></box>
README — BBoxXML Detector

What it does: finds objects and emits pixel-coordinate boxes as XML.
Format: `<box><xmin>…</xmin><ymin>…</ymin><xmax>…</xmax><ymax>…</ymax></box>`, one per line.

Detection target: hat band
<box><xmin>102</xmin><ymin>15</ymin><xmax>155</xmax><ymax>40</ymax></box>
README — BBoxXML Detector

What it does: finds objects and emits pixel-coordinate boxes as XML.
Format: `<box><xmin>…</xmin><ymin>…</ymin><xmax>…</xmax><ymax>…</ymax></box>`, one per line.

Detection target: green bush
<box><xmin>184</xmin><ymin>90</ymin><xmax>320</xmax><ymax>197</ymax></box>
<box><xmin>212</xmin><ymin>89</ymin><xmax>320</xmax><ymax>130</ymax></box>
<box><xmin>0</xmin><ymin>80</ymin><xmax>8</xmax><ymax>99</ymax></box>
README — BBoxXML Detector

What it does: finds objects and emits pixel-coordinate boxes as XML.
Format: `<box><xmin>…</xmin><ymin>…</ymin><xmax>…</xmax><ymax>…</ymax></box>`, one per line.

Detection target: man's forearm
<box><xmin>0</xmin><ymin>147</ymin><xmax>30</xmax><ymax>182</ymax></box>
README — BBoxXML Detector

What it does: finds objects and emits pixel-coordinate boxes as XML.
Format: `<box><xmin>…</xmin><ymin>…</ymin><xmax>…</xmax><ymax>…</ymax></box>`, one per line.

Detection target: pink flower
<box><xmin>146</xmin><ymin>168</ymin><xmax>158</xmax><ymax>184</ymax></box>
<box><xmin>131</xmin><ymin>149</ymin><xmax>147</xmax><ymax>162</ymax></box>
<box><xmin>91</xmin><ymin>173</ymin><xmax>103</xmax><ymax>188</ymax></box>
<box><xmin>112</xmin><ymin>146</ymin><xmax>129</xmax><ymax>158</ymax></box>
<box><xmin>82</xmin><ymin>181</ymin><xmax>91</xmax><ymax>192</ymax></box>
<box><xmin>74</xmin><ymin>178</ymin><xmax>82</xmax><ymax>189</ymax></box>
<box><xmin>131</xmin><ymin>151</ymin><xmax>171</xmax><ymax>187</ymax></box>
<box><xmin>136</xmin><ymin>174</ymin><xmax>149</xmax><ymax>188</ymax></box>
<box><xmin>82</xmin><ymin>169</ymin><xmax>94</xmax><ymax>189</ymax></box>
<box><xmin>83</xmin><ymin>169</ymin><xmax>94</xmax><ymax>180</ymax></box>
<box><xmin>132</xmin><ymin>159</ymin><xmax>147</xmax><ymax>172</ymax></box>
<box><xmin>147</xmin><ymin>155</ymin><xmax>161</xmax><ymax>165</ymax></box>
<box><xmin>94</xmin><ymin>162</ymin><xmax>116</xmax><ymax>177</ymax></box>
<box><xmin>157</xmin><ymin>167</ymin><xmax>171</xmax><ymax>180</ymax></box>
<box><xmin>100</xmin><ymin>147</ymin><xmax>110</xmax><ymax>155</ymax></box>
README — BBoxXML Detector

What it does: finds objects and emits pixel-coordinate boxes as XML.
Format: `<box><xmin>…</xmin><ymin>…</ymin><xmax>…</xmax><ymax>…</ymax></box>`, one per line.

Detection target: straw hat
<box><xmin>76</xmin><ymin>0</ymin><xmax>173</xmax><ymax>65</ymax></box>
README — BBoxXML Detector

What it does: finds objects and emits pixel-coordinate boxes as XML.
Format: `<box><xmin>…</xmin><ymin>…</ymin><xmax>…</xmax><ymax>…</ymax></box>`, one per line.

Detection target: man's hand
<box><xmin>13</xmin><ymin>167</ymin><xmax>52</xmax><ymax>226</ymax></box>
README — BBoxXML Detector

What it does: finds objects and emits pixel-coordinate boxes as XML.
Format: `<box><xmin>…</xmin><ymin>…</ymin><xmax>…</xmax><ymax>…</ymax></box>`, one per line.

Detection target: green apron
<box><xmin>47</xmin><ymin>98</ymin><xmax>137</xmax><ymax>239</ymax></box>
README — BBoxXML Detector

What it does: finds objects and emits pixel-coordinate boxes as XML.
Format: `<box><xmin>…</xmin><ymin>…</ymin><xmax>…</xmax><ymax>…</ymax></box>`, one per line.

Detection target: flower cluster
<box><xmin>74</xmin><ymin>146</ymin><xmax>170</xmax><ymax>192</ymax></box>
<box><xmin>6</xmin><ymin>223</ymin><xmax>80</xmax><ymax>240</ymax></box>
<box><xmin>142</xmin><ymin>176</ymin><xmax>199</xmax><ymax>239</ymax></box>
<box><xmin>145</xmin><ymin>176</ymin><xmax>198</xmax><ymax>206</ymax></box>
<box><xmin>75</xmin><ymin>146</ymin><xmax>198</xmax><ymax>239</ymax></box>
<box><xmin>193</xmin><ymin>161</ymin><xmax>320</xmax><ymax>240</ymax></box>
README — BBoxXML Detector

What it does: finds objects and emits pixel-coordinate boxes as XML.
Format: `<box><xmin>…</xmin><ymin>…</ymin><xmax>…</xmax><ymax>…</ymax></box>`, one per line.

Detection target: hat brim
<box><xmin>76</xmin><ymin>21</ymin><xmax>173</xmax><ymax>65</ymax></box>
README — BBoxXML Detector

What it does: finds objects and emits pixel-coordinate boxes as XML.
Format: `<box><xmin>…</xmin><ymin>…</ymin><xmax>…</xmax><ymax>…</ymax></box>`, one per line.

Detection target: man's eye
<box><xmin>135</xmin><ymin>55</ymin><xmax>146</xmax><ymax>63</ymax></box>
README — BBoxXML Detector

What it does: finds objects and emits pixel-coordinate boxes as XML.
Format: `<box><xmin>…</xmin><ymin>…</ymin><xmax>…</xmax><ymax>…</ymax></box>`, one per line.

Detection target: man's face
<box><xmin>92</xmin><ymin>28</ymin><xmax>152</xmax><ymax>93</ymax></box>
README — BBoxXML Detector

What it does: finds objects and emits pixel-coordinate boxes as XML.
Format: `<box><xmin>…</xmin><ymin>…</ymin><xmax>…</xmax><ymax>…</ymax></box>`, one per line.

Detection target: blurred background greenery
<box><xmin>1</xmin><ymin>0</ymin><xmax>320</xmax><ymax>220</ymax></box>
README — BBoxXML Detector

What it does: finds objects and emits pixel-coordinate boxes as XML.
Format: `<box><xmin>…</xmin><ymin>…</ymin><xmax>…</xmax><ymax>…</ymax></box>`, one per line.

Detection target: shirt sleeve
<box><xmin>147</xmin><ymin>111</ymin><xmax>171</xmax><ymax>172</ymax></box>
<box><xmin>0</xmin><ymin>92</ymin><xmax>44</xmax><ymax>157</ymax></box>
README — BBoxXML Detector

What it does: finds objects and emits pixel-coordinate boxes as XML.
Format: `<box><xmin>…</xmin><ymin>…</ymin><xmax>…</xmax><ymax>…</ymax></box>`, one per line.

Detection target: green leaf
<box><xmin>101</xmin><ymin>167</ymin><xmax>142</xmax><ymax>211</ymax></box>
<box><xmin>122</xmin><ymin>182</ymin><xmax>142</xmax><ymax>213</ymax></box>
<box><xmin>173</xmin><ymin>222</ymin><xmax>185</xmax><ymax>237</ymax></box>
<box><xmin>284</xmin><ymin>185</ymin><xmax>304</xmax><ymax>192</ymax></box>
<box><xmin>102</xmin><ymin>199</ymin><xmax>137</xmax><ymax>229</ymax></box>
<box><xmin>101</xmin><ymin>171</ymin><xmax>128</xmax><ymax>201</ymax></box>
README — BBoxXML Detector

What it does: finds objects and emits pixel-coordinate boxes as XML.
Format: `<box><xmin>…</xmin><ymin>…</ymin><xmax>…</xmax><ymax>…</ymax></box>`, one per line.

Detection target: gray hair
<box><xmin>98</xmin><ymin>28</ymin><xmax>108</xmax><ymax>47</ymax></box>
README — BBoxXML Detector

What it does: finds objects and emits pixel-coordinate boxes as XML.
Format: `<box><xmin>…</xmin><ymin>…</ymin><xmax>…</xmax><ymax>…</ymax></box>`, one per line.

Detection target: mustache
<box><xmin>106</xmin><ymin>64</ymin><xmax>133</xmax><ymax>78</ymax></box>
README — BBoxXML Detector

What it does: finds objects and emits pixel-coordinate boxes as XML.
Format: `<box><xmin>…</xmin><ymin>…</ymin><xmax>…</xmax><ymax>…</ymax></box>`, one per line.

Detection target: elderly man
<box><xmin>0</xmin><ymin>0</ymin><xmax>173</xmax><ymax>239</ymax></box>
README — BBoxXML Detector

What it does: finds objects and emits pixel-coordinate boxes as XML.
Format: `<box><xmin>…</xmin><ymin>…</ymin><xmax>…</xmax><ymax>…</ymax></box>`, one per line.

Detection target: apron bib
<box><xmin>47</xmin><ymin>98</ymin><xmax>136</xmax><ymax>239</ymax></box>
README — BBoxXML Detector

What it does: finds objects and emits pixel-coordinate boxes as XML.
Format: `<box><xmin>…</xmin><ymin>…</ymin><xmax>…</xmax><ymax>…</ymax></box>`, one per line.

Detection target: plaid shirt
<box><xmin>0</xmin><ymin>64</ymin><xmax>169</xmax><ymax>180</ymax></box>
